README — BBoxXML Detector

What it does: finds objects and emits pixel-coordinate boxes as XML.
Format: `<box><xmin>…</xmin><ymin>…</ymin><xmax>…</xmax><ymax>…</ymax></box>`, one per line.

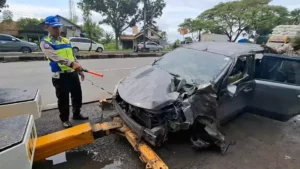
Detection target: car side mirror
<box><xmin>12</xmin><ymin>38</ymin><xmax>17</xmax><ymax>42</ymax></box>
<box><xmin>227</xmin><ymin>84</ymin><xmax>237</xmax><ymax>97</ymax></box>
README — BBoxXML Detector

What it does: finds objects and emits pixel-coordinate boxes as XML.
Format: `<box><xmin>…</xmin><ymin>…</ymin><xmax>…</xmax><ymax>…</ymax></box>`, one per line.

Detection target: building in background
<box><xmin>201</xmin><ymin>33</ymin><xmax>230</xmax><ymax>42</ymax></box>
<box><xmin>0</xmin><ymin>21</ymin><xmax>19</xmax><ymax>37</ymax></box>
<box><xmin>120</xmin><ymin>35</ymin><xmax>134</xmax><ymax>49</ymax></box>
<box><xmin>120</xmin><ymin>24</ymin><xmax>164</xmax><ymax>49</ymax></box>
<box><xmin>56</xmin><ymin>15</ymin><xmax>82</xmax><ymax>38</ymax></box>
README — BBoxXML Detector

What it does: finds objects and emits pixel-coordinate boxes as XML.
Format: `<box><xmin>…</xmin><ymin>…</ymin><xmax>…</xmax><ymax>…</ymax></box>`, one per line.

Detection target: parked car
<box><xmin>113</xmin><ymin>42</ymin><xmax>300</xmax><ymax>153</ymax></box>
<box><xmin>69</xmin><ymin>37</ymin><xmax>104</xmax><ymax>53</ymax></box>
<box><xmin>136</xmin><ymin>42</ymin><xmax>163</xmax><ymax>52</ymax></box>
<box><xmin>0</xmin><ymin>34</ymin><xmax>38</xmax><ymax>53</ymax></box>
<box><xmin>180</xmin><ymin>40</ymin><xmax>193</xmax><ymax>46</ymax></box>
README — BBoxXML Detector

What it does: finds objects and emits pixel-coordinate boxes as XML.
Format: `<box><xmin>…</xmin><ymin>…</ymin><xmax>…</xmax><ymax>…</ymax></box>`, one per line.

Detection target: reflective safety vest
<box><xmin>42</xmin><ymin>36</ymin><xmax>75</xmax><ymax>72</ymax></box>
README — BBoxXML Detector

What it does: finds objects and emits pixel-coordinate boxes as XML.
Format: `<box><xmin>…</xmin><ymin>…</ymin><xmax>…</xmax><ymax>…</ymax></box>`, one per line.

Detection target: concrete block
<box><xmin>3</xmin><ymin>56</ymin><xmax>19</xmax><ymax>62</ymax></box>
<box><xmin>0</xmin><ymin>115</ymin><xmax>30</xmax><ymax>152</ymax></box>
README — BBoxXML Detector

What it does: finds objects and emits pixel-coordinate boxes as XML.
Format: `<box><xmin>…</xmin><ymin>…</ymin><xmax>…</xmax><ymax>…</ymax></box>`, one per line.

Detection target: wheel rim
<box><xmin>73</xmin><ymin>48</ymin><xmax>79</xmax><ymax>53</ymax></box>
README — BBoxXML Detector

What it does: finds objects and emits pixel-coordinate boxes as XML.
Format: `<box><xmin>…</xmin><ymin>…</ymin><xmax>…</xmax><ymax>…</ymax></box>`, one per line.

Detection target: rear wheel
<box><xmin>96</xmin><ymin>47</ymin><xmax>103</xmax><ymax>52</ymax></box>
<box><xmin>72</xmin><ymin>47</ymin><xmax>79</xmax><ymax>53</ymax></box>
<box><xmin>21</xmin><ymin>47</ymin><xmax>31</xmax><ymax>53</ymax></box>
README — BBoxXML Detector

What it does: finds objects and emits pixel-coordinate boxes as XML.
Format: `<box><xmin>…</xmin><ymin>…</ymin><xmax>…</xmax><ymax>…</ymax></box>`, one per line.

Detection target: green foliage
<box><xmin>17</xmin><ymin>18</ymin><xmax>42</xmax><ymax>30</ymax></box>
<box><xmin>191</xmin><ymin>0</ymin><xmax>290</xmax><ymax>42</ymax></box>
<box><xmin>172</xmin><ymin>39</ymin><xmax>180</xmax><ymax>49</ymax></box>
<box><xmin>0</xmin><ymin>0</ymin><xmax>8</xmax><ymax>13</ymax></box>
<box><xmin>104</xmin><ymin>42</ymin><xmax>117</xmax><ymax>50</ymax></box>
<box><xmin>179</xmin><ymin>18</ymin><xmax>213</xmax><ymax>41</ymax></box>
<box><xmin>101</xmin><ymin>31</ymin><xmax>114</xmax><ymax>44</ymax></box>
<box><xmin>290</xmin><ymin>8</ymin><xmax>300</xmax><ymax>25</ymax></box>
<box><xmin>80</xmin><ymin>3</ymin><xmax>103</xmax><ymax>43</ymax></box>
<box><xmin>2</xmin><ymin>9</ymin><xmax>13</xmax><ymax>21</ymax></box>
<box><xmin>160</xmin><ymin>31</ymin><xmax>167</xmax><ymax>41</ymax></box>
<box><xmin>185</xmin><ymin>37</ymin><xmax>193</xmax><ymax>42</ymax></box>
<box><xmin>78</xmin><ymin>0</ymin><xmax>140</xmax><ymax>49</ymax></box>
<box><xmin>83</xmin><ymin>21</ymin><xmax>104</xmax><ymax>42</ymax></box>
<box><xmin>138</xmin><ymin>0</ymin><xmax>166</xmax><ymax>24</ymax></box>
<box><xmin>245</xmin><ymin>4</ymin><xmax>289</xmax><ymax>38</ymax></box>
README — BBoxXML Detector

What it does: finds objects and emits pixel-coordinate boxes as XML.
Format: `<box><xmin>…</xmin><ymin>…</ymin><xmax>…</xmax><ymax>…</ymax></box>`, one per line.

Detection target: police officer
<box><xmin>262</xmin><ymin>36</ymin><xmax>300</xmax><ymax>83</ymax></box>
<box><xmin>262</xmin><ymin>36</ymin><xmax>300</xmax><ymax>56</ymax></box>
<box><xmin>40</xmin><ymin>16</ymin><xmax>88</xmax><ymax>128</ymax></box>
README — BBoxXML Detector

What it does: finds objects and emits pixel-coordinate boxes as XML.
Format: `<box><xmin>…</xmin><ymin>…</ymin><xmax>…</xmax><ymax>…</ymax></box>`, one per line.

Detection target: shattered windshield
<box><xmin>153</xmin><ymin>48</ymin><xmax>231</xmax><ymax>85</ymax></box>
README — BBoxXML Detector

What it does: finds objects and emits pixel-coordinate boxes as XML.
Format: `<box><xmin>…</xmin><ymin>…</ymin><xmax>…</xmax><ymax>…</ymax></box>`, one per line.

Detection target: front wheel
<box><xmin>72</xmin><ymin>47</ymin><xmax>79</xmax><ymax>53</ymax></box>
<box><xmin>96</xmin><ymin>47</ymin><xmax>103</xmax><ymax>52</ymax></box>
<box><xmin>21</xmin><ymin>47</ymin><xmax>31</xmax><ymax>53</ymax></box>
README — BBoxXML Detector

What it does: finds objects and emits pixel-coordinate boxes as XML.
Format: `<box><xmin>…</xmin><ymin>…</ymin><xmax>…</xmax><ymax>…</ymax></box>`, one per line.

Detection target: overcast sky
<box><xmin>5</xmin><ymin>0</ymin><xmax>300</xmax><ymax>42</ymax></box>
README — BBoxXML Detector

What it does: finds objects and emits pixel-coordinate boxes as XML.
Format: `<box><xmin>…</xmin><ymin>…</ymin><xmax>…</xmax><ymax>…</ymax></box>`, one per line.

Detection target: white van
<box><xmin>69</xmin><ymin>37</ymin><xmax>104</xmax><ymax>52</ymax></box>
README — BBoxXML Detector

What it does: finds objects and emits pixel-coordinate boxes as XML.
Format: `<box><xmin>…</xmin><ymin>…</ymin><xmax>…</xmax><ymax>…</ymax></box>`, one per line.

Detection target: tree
<box><xmin>17</xmin><ymin>18</ymin><xmax>42</xmax><ymax>30</ymax></box>
<box><xmin>197</xmin><ymin>0</ymin><xmax>289</xmax><ymax>42</ymax></box>
<box><xmin>160</xmin><ymin>31</ymin><xmax>167</xmax><ymax>42</ymax></box>
<box><xmin>185</xmin><ymin>36</ymin><xmax>193</xmax><ymax>42</ymax></box>
<box><xmin>245</xmin><ymin>5</ymin><xmax>289</xmax><ymax>39</ymax></box>
<box><xmin>199</xmin><ymin>1</ymin><xmax>250</xmax><ymax>42</ymax></box>
<box><xmin>102</xmin><ymin>31</ymin><xmax>114</xmax><ymax>44</ymax></box>
<box><xmin>138</xmin><ymin>0</ymin><xmax>166</xmax><ymax>24</ymax></box>
<box><xmin>179</xmin><ymin>18</ymin><xmax>211</xmax><ymax>41</ymax></box>
<box><xmin>0</xmin><ymin>0</ymin><xmax>8</xmax><ymax>13</ymax></box>
<box><xmin>78</xmin><ymin>0</ymin><xmax>140</xmax><ymax>49</ymax></box>
<box><xmin>290</xmin><ymin>8</ymin><xmax>300</xmax><ymax>25</ymax></box>
<box><xmin>81</xmin><ymin>4</ymin><xmax>103</xmax><ymax>42</ymax></box>
<box><xmin>2</xmin><ymin>9</ymin><xmax>13</xmax><ymax>21</ymax></box>
<box><xmin>83</xmin><ymin>22</ymin><xmax>103</xmax><ymax>42</ymax></box>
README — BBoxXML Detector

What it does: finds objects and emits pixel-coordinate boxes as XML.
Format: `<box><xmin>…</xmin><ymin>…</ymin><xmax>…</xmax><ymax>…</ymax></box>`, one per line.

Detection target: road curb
<box><xmin>1</xmin><ymin>52</ymin><xmax>166</xmax><ymax>63</ymax></box>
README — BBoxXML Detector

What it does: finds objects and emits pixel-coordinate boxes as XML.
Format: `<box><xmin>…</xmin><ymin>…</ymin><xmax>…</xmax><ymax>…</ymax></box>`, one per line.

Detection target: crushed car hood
<box><xmin>117</xmin><ymin>65</ymin><xmax>180</xmax><ymax>110</ymax></box>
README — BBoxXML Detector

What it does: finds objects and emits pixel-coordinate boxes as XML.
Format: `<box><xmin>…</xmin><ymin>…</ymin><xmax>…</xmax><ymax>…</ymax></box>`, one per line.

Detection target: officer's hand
<box><xmin>261</xmin><ymin>44</ymin><xmax>268</xmax><ymax>48</ymax></box>
<box><xmin>79</xmin><ymin>71</ymin><xmax>85</xmax><ymax>81</ymax></box>
<box><xmin>71</xmin><ymin>62</ymin><xmax>82</xmax><ymax>71</ymax></box>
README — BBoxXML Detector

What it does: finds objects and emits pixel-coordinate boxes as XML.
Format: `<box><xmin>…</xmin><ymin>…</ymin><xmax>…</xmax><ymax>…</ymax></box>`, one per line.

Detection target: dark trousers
<box><xmin>52</xmin><ymin>72</ymin><xmax>82</xmax><ymax>122</ymax></box>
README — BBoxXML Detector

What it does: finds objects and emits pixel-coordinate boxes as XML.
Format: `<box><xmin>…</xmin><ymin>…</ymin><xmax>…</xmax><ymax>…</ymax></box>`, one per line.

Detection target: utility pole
<box><xmin>69</xmin><ymin>0</ymin><xmax>73</xmax><ymax>20</ymax></box>
<box><xmin>143</xmin><ymin>0</ymin><xmax>147</xmax><ymax>51</ymax></box>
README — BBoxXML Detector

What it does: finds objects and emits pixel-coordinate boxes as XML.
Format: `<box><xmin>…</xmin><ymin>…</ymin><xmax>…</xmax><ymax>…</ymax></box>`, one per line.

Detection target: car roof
<box><xmin>183</xmin><ymin>42</ymin><xmax>264</xmax><ymax>58</ymax></box>
<box><xmin>0</xmin><ymin>34</ymin><xmax>13</xmax><ymax>36</ymax></box>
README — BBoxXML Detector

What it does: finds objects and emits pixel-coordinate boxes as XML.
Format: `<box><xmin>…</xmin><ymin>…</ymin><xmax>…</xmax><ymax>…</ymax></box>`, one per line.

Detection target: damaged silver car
<box><xmin>113</xmin><ymin>42</ymin><xmax>300</xmax><ymax>153</ymax></box>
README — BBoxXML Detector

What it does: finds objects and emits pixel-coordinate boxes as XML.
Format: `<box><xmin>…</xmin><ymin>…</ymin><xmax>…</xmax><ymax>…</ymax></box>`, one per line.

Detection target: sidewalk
<box><xmin>0</xmin><ymin>52</ymin><xmax>166</xmax><ymax>63</ymax></box>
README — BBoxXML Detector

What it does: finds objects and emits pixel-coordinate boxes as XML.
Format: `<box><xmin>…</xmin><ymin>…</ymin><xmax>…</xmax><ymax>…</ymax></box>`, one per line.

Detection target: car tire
<box><xmin>72</xmin><ymin>47</ymin><xmax>79</xmax><ymax>53</ymax></box>
<box><xmin>96</xmin><ymin>47</ymin><xmax>103</xmax><ymax>52</ymax></box>
<box><xmin>21</xmin><ymin>47</ymin><xmax>32</xmax><ymax>53</ymax></box>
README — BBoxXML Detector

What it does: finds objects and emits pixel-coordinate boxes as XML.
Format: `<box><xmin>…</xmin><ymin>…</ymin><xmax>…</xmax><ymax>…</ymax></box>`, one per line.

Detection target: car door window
<box><xmin>70</xmin><ymin>38</ymin><xmax>79</xmax><ymax>42</ymax></box>
<box><xmin>250</xmin><ymin>55</ymin><xmax>300</xmax><ymax>121</ymax></box>
<box><xmin>151</xmin><ymin>43</ymin><xmax>157</xmax><ymax>46</ymax></box>
<box><xmin>228</xmin><ymin>55</ymin><xmax>254</xmax><ymax>84</ymax></box>
<box><xmin>82</xmin><ymin>39</ymin><xmax>92</xmax><ymax>43</ymax></box>
<box><xmin>258</xmin><ymin>56</ymin><xmax>300</xmax><ymax>85</ymax></box>
<box><xmin>77</xmin><ymin>39</ymin><xmax>85</xmax><ymax>43</ymax></box>
<box><xmin>0</xmin><ymin>35</ymin><xmax>13</xmax><ymax>41</ymax></box>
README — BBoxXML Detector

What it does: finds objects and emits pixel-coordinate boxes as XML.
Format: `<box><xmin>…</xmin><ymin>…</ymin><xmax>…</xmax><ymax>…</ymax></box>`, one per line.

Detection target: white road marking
<box><xmin>94</xmin><ymin>67</ymin><xmax>137</xmax><ymax>72</ymax></box>
<box><xmin>47</xmin><ymin>103</ymin><xmax>57</xmax><ymax>106</ymax></box>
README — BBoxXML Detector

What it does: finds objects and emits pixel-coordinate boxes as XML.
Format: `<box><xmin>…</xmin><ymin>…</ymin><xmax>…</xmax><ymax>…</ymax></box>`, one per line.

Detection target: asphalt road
<box><xmin>33</xmin><ymin>103</ymin><xmax>300</xmax><ymax>169</ymax></box>
<box><xmin>0</xmin><ymin>58</ymin><xmax>157</xmax><ymax>109</ymax></box>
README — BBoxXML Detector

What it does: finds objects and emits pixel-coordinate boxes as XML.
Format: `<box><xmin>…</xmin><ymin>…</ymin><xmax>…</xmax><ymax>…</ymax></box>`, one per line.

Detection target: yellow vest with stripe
<box><xmin>42</xmin><ymin>36</ymin><xmax>75</xmax><ymax>72</ymax></box>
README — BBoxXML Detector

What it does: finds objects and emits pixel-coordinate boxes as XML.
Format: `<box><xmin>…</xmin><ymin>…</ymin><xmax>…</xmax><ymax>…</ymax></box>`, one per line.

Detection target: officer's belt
<box><xmin>56</xmin><ymin>70</ymin><xmax>75</xmax><ymax>73</ymax></box>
